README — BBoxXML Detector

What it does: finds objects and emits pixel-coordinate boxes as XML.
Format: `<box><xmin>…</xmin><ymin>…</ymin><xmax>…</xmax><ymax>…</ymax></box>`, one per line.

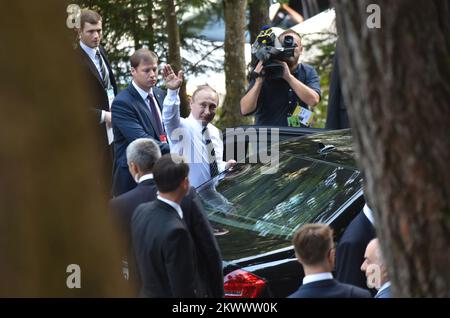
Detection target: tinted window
<box><xmin>279</xmin><ymin>130</ymin><xmax>357</xmax><ymax>168</ymax></box>
<box><xmin>198</xmin><ymin>152</ymin><xmax>362</xmax><ymax>240</ymax></box>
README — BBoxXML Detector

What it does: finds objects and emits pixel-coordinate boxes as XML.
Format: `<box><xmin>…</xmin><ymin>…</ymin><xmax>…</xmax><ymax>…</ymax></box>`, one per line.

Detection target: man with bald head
<box><xmin>361</xmin><ymin>239</ymin><xmax>392</xmax><ymax>298</ymax></box>
<box><xmin>161</xmin><ymin>65</ymin><xmax>235</xmax><ymax>188</ymax></box>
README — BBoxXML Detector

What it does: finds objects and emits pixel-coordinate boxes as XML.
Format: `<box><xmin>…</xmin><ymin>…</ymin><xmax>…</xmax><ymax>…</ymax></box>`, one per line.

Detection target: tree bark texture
<box><xmin>147</xmin><ymin>0</ymin><xmax>155</xmax><ymax>51</ymax></box>
<box><xmin>164</xmin><ymin>0</ymin><xmax>189</xmax><ymax>117</ymax></box>
<box><xmin>249</xmin><ymin>0</ymin><xmax>270</xmax><ymax>66</ymax></box>
<box><xmin>131</xmin><ymin>0</ymin><xmax>141</xmax><ymax>50</ymax></box>
<box><xmin>222</xmin><ymin>0</ymin><xmax>250</xmax><ymax>129</ymax></box>
<box><xmin>0</xmin><ymin>0</ymin><xmax>131</xmax><ymax>296</ymax></box>
<box><xmin>333</xmin><ymin>0</ymin><xmax>450</xmax><ymax>297</ymax></box>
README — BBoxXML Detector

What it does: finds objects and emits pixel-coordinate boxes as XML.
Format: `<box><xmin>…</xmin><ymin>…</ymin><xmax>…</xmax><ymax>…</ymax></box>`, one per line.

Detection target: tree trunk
<box><xmin>333</xmin><ymin>0</ymin><xmax>450</xmax><ymax>297</ymax></box>
<box><xmin>221</xmin><ymin>0</ymin><xmax>250</xmax><ymax>129</ymax></box>
<box><xmin>131</xmin><ymin>0</ymin><xmax>141</xmax><ymax>50</ymax></box>
<box><xmin>249</xmin><ymin>0</ymin><xmax>270</xmax><ymax>67</ymax></box>
<box><xmin>147</xmin><ymin>0</ymin><xmax>155</xmax><ymax>51</ymax></box>
<box><xmin>164</xmin><ymin>0</ymin><xmax>189</xmax><ymax>117</ymax></box>
<box><xmin>0</xmin><ymin>0</ymin><xmax>131</xmax><ymax>296</ymax></box>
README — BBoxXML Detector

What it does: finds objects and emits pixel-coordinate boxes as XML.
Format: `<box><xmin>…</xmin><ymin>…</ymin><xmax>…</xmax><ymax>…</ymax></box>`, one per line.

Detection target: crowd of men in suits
<box><xmin>77</xmin><ymin>8</ymin><xmax>392</xmax><ymax>298</ymax></box>
<box><xmin>77</xmin><ymin>9</ymin><xmax>229</xmax><ymax>297</ymax></box>
<box><xmin>109</xmin><ymin>139</ymin><xmax>223</xmax><ymax>297</ymax></box>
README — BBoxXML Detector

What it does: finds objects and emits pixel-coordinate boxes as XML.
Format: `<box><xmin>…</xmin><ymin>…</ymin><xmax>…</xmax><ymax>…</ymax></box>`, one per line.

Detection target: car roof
<box><xmin>277</xmin><ymin>128</ymin><xmax>357</xmax><ymax>170</ymax></box>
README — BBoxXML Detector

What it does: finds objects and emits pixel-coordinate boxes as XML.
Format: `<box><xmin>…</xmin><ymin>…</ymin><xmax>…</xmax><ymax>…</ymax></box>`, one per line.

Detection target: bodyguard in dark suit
<box><xmin>288</xmin><ymin>223</ymin><xmax>371</xmax><ymax>298</ymax></box>
<box><xmin>77</xmin><ymin>9</ymin><xmax>118</xmax><ymax>190</ymax></box>
<box><xmin>325</xmin><ymin>43</ymin><xmax>349</xmax><ymax>129</ymax></box>
<box><xmin>112</xmin><ymin>48</ymin><xmax>170</xmax><ymax>196</ymax></box>
<box><xmin>335</xmin><ymin>204</ymin><xmax>376</xmax><ymax>290</ymax></box>
<box><xmin>110</xmin><ymin>139</ymin><xmax>223</xmax><ymax>297</ymax></box>
<box><xmin>132</xmin><ymin>155</ymin><xmax>199</xmax><ymax>298</ymax></box>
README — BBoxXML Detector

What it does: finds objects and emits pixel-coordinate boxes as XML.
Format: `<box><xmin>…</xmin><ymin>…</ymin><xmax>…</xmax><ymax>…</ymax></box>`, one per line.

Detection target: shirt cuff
<box><xmin>218</xmin><ymin>161</ymin><xmax>227</xmax><ymax>173</ymax></box>
<box><xmin>165</xmin><ymin>89</ymin><xmax>180</xmax><ymax>105</ymax></box>
<box><xmin>100</xmin><ymin>110</ymin><xmax>105</xmax><ymax>123</ymax></box>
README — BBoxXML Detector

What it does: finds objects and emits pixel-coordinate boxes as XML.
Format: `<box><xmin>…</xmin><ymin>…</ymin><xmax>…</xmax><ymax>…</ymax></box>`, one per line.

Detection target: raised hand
<box><xmin>163</xmin><ymin>64</ymin><xmax>184</xmax><ymax>90</ymax></box>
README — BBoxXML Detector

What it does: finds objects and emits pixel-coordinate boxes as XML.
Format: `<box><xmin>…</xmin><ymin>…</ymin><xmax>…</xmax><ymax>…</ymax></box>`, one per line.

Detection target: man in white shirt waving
<box><xmin>162</xmin><ymin>65</ymin><xmax>236</xmax><ymax>188</ymax></box>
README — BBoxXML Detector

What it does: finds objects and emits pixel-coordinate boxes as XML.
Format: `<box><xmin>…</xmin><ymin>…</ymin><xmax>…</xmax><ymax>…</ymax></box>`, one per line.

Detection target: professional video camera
<box><xmin>251</xmin><ymin>26</ymin><xmax>297</xmax><ymax>79</ymax></box>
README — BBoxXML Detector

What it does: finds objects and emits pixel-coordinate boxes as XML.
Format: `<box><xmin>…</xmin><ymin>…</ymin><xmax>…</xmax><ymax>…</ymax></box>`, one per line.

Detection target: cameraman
<box><xmin>240</xmin><ymin>29</ymin><xmax>321</xmax><ymax>126</ymax></box>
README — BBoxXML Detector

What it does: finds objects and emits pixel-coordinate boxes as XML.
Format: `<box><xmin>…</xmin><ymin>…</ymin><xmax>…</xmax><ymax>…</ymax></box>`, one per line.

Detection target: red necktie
<box><xmin>146</xmin><ymin>94</ymin><xmax>165</xmax><ymax>136</ymax></box>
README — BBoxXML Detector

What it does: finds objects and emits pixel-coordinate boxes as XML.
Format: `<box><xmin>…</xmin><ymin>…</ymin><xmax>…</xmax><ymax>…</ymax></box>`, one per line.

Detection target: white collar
<box><xmin>187</xmin><ymin>113</ymin><xmax>206</xmax><ymax>129</ymax></box>
<box><xmin>363</xmin><ymin>204</ymin><xmax>375</xmax><ymax>225</ymax></box>
<box><xmin>302</xmin><ymin>272</ymin><xmax>333</xmax><ymax>285</ymax></box>
<box><xmin>132</xmin><ymin>81</ymin><xmax>154</xmax><ymax>101</ymax></box>
<box><xmin>157</xmin><ymin>196</ymin><xmax>183</xmax><ymax>219</ymax></box>
<box><xmin>138</xmin><ymin>173</ymin><xmax>153</xmax><ymax>183</ymax></box>
<box><xmin>376</xmin><ymin>281</ymin><xmax>391</xmax><ymax>295</ymax></box>
<box><xmin>79</xmin><ymin>40</ymin><xmax>98</xmax><ymax>60</ymax></box>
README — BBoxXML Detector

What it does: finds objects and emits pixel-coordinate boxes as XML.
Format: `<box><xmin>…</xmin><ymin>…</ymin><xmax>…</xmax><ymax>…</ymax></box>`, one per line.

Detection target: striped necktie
<box><xmin>202</xmin><ymin>126</ymin><xmax>219</xmax><ymax>178</ymax></box>
<box><xmin>95</xmin><ymin>49</ymin><xmax>111</xmax><ymax>89</ymax></box>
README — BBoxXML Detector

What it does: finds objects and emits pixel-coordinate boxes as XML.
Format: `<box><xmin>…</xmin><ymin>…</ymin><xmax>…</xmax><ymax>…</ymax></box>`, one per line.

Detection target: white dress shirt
<box><xmin>79</xmin><ymin>40</ymin><xmax>111</xmax><ymax>124</ymax></box>
<box><xmin>376</xmin><ymin>281</ymin><xmax>391</xmax><ymax>297</ymax></box>
<box><xmin>138</xmin><ymin>173</ymin><xmax>153</xmax><ymax>183</ymax></box>
<box><xmin>363</xmin><ymin>204</ymin><xmax>375</xmax><ymax>225</ymax></box>
<box><xmin>157</xmin><ymin>196</ymin><xmax>183</xmax><ymax>219</ymax></box>
<box><xmin>131</xmin><ymin>81</ymin><xmax>163</xmax><ymax>124</ymax></box>
<box><xmin>302</xmin><ymin>272</ymin><xmax>334</xmax><ymax>285</ymax></box>
<box><xmin>162</xmin><ymin>89</ymin><xmax>226</xmax><ymax>188</ymax></box>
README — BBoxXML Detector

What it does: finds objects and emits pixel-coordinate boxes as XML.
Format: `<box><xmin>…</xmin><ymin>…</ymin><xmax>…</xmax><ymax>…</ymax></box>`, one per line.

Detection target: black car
<box><xmin>197</xmin><ymin>129</ymin><xmax>364</xmax><ymax>298</ymax></box>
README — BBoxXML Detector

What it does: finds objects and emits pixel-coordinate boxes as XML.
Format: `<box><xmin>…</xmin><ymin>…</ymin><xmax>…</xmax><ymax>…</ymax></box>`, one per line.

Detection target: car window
<box><xmin>198</xmin><ymin>152</ymin><xmax>362</xmax><ymax>240</ymax></box>
<box><xmin>279</xmin><ymin>130</ymin><xmax>356</xmax><ymax>168</ymax></box>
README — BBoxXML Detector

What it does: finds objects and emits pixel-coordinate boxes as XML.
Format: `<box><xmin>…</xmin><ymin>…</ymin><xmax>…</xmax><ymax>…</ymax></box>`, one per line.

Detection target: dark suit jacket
<box><xmin>78</xmin><ymin>45</ymin><xmax>118</xmax><ymax>118</ymax></box>
<box><xmin>288</xmin><ymin>279</ymin><xmax>372</xmax><ymax>298</ymax></box>
<box><xmin>110</xmin><ymin>180</ymin><xmax>224</xmax><ymax>297</ymax></box>
<box><xmin>111</xmin><ymin>84</ymin><xmax>170</xmax><ymax>196</ymax></box>
<box><xmin>78</xmin><ymin>44</ymin><xmax>118</xmax><ymax>189</ymax></box>
<box><xmin>335</xmin><ymin>211</ymin><xmax>376</xmax><ymax>290</ymax></box>
<box><xmin>131</xmin><ymin>199</ymin><xmax>198</xmax><ymax>298</ymax></box>
<box><xmin>325</xmin><ymin>45</ymin><xmax>350</xmax><ymax>130</ymax></box>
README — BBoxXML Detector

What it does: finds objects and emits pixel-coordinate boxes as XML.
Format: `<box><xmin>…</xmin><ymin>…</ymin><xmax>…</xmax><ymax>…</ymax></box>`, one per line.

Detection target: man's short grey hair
<box><xmin>126</xmin><ymin>138</ymin><xmax>161</xmax><ymax>172</ymax></box>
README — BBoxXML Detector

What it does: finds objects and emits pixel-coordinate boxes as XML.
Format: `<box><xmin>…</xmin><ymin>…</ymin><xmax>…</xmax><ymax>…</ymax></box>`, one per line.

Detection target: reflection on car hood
<box><xmin>198</xmin><ymin>129</ymin><xmax>361</xmax><ymax>262</ymax></box>
<box><xmin>211</xmin><ymin>219</ymin><xmax>291</xmax><ymax>261</ymax></box>
<box><xmin>278</xmin><ymin>129</ymin><xmax>356</xmax><ymax>168</ymax></box>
